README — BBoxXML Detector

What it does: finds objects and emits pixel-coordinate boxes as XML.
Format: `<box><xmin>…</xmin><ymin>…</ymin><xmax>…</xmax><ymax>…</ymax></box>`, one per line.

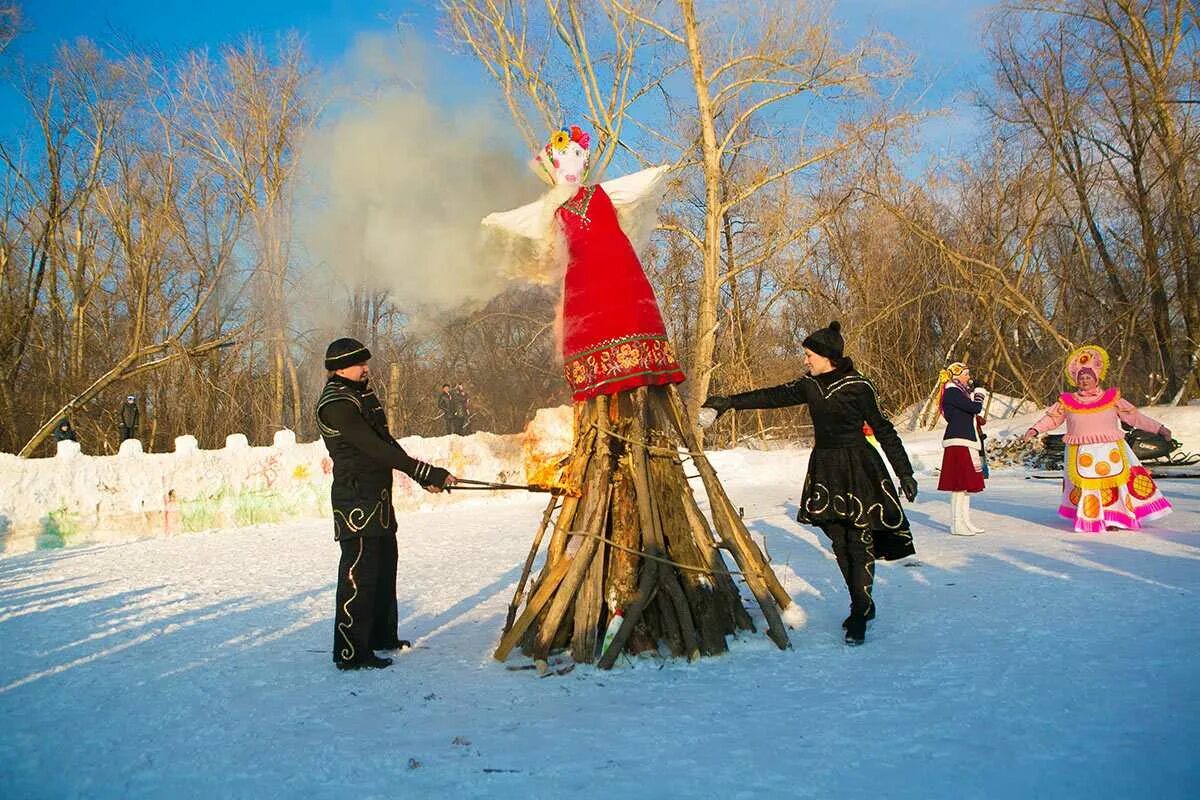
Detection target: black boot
<box><xmin>336</xmin><ymin>653</ymin><xmax>394</xmax><ymax>671</ymax></box>
<box><xmin>844</xmin><ymin>615</ymin><xmax>866</xmax><ymax>646</ymax></box>
<box><xmin>842</xmin><ymin>605</ymin><xmax>876</xmax><ymax>630</ymax></box>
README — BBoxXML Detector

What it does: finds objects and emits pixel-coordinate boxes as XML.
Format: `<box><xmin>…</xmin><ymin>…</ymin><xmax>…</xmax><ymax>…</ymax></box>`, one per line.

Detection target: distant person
<box><xmin>53</xmin><ymin>417</ymin><xmax>78</xmax><ymax>443</ymax></box>
<box><xmin>1022</xmin><ymin>344</ymin><xmax>1172</xmax><ymax>532</ymax></box>
<box><xmin>937</xmin><ymin>362</ymin><xmax>988</xmax><ymax>536</ymax></box>
<box><xmin>120</xmin><ymin>395</ymin><xmax>139</xmax><ymax>441</ymax></box>
<box><xmin>452</xmin><ymin>383</ymin><xmax>471</xmax><ymax>435</ymax></box>
<box><xmin>436</xmin><ymin>383</ymin><xmax>457</xmax><ymax>435</ymax></box>
<box><xmin>317</xmin><ymin>338</ymin><xmax>457</xmax><ymax>671</ymax></box>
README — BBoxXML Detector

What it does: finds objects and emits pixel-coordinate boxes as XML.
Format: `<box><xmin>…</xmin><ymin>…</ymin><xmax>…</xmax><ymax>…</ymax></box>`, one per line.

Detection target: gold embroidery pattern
<box><xmin>332</xmin><ymin>489</ymin><xmax>392</xmax><ymax>537</ymax></box>
<box><xmin>563</xmin><ymin>333</ymin><xmax>682</xmax><ymax>395</ymax></box>
<box><xmin>859</xmin><ymin>529</ymin><xmax>876</xmax><ymax>613</ymax></box>
<box><xmin>337</xmin><ymin>537</ymin><xmax>365</xmax><ymax>662</ymax></box>
<box><xmin>559</xmin><ymin>185</ymin><xmax>597</xmax><ymax>221</ymax></box>
<box><xmin>315</xmin><ymin>386</ymin><xmax>363</xmax><ymax>438</ymax></box>
<box><xmin>803</xmin><ymin>480</ymin><xmax>908</xmax><ymax>531</ymax></box>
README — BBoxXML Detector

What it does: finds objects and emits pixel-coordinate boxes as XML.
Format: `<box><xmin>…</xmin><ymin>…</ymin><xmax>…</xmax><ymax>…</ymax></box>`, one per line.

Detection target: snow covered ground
<box><xmin>2</xmin><ymin>452</ymin><xmax>1198</xmax><ymax>799</ymax></box>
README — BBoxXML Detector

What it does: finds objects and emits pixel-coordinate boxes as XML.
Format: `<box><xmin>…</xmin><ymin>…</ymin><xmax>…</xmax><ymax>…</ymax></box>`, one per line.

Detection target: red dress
<box><xmin>557</xmin><ymin>184</ymin><xmax>685</xmax><ymax>400</ymax></box>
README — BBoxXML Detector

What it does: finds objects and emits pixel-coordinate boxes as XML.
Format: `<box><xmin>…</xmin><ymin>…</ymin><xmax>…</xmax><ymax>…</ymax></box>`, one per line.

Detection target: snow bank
<box><xmin>0</xmin><ymin>407</ymin><xmax>573</xmax><ymax>557</ymax></box>
<box><xmin>4</xmin><ymin>399</ymin><xmax>1195</xmax><ymax>558</ymax></box>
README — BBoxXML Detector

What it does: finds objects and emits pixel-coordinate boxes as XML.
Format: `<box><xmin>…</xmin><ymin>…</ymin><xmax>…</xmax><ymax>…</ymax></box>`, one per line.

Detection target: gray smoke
<box><xmin>297</xmin><ymin>33</ymin><xmax>540</xmax><ymax>319</ymax></box>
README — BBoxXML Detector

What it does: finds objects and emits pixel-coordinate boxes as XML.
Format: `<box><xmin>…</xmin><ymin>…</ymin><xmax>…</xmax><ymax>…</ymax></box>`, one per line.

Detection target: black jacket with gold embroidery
<box><xmin>316</xmin><ymin>376</ymin><xmax>449</xmax><ymax>540</ymax></box>
<box><xmin>726</xmin><ymin>367</ymin><xmax>915</xmax><ymax>559</ymax></box>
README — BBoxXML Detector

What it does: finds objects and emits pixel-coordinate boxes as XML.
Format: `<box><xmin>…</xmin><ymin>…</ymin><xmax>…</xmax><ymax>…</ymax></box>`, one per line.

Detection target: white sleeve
<box><xmin>480</xmin><ymin>195</ymin><xmax>566</xmax><ymax>285</ymax></box>
<box><xmin>481</xmin><ymin>197</ymin><xmax>547</xmax><ymax>240</ymax></box>
<box><xmin>600</xmin><ymin>164</ymin><xmax>670</xmax><ymax>209</ymax></box>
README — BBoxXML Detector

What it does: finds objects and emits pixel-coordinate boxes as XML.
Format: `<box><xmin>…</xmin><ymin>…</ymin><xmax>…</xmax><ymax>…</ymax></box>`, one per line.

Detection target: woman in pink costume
<box><xmin>1022</xmin><ymin>345</ymin><xmax>1173</xmax><ymax>533</ymax></box>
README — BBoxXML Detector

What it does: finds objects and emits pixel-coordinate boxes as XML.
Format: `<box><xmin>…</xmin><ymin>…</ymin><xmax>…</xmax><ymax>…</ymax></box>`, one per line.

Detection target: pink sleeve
<box><xmin>1116</xmin><ymin>398</ymin><xmax>1163</xmax><ymax>433</ymax></box>
<box><xmin>1028</xmin><ymin>402</ymin><xmax>1066</xmax><ymax>434</ymax></box>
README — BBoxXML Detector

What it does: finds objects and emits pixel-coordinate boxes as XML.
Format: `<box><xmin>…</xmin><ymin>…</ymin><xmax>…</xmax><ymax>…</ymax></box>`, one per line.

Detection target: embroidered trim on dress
<box><xmin>559</xmin><ymin>185</ymin><xmax>597</xmax><ymax>220</ymax></box>
<box><xmin>564</xmin><ymin>333</ymin><xmax>681</xmax><ymax>395</ymax></box>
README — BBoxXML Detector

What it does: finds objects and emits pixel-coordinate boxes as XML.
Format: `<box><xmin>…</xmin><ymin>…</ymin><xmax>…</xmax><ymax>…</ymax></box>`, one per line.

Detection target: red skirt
<box><xmin>938</xmin><ymin>446</ymin><xmax>985</xmax><ymax>493</ymax></box>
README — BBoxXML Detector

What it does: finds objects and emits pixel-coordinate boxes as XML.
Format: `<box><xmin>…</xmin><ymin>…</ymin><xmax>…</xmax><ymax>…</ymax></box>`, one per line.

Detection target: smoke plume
<box><xmin>297</xmin><ymin>33</ymin><xmax>541</xmax><ymax>320</ymax></box>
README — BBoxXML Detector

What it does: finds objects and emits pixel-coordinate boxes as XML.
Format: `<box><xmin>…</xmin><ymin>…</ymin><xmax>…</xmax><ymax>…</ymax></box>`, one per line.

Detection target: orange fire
<box><xmin>524</xmin><ymin>454</ymin><xmax>578</xmax><ymax>496</ymax></box>
<box><xmin>521</xmin><ymin>405</ymin><xmax>577</xmax><ymax>496</ymax></box>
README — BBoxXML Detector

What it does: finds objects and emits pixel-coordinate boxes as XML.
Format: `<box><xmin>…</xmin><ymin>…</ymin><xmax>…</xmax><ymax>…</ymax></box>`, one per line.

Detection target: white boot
<box><xmin>950</xmin><ymin>492</ymin><xmax>977</xmax><ymax>536</ymax></box>
<box><xmin>962</xmin><ymin>493</ymin><xmax>985</xmax><ymax>534</ymax></box>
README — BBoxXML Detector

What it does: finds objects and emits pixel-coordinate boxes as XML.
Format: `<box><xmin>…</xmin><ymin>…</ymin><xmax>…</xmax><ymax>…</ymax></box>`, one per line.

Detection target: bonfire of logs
<box><xmin>495</xmin><ymin>385</ymin><xmax>798</xmax><ymax>670</ymax></box>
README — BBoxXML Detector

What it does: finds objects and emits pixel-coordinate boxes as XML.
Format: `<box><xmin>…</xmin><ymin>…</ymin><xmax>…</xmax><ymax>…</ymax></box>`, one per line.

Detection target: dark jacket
<box><xmin>940</xmin><ymin>383</ymin><xmax>983</xmax><ymax>445</ymax></box>
<box><xmin>726</xmin><ymin>367</ymin><xmax>915</xmax><ymax>560</ymax></box>
<box><xmin>437</xmin><ymin>390</ymin><xmax>457</xmax><ymax>417</ymax></box>
<box><xmin>317</xmin><ymin>375</ymin><xmax>449</xmax><ymax>540</ymax></box>
<box><xmin>121</xmin><ymin>401</ymin><xmax>139</xmax><ymax>429</ymax></box>
<box><xmin>53</xmin><ymin>419</ymin><xmax>78</xmax><ymax>442</ymax></box>
<box><xmin>451</xmin><ymin>388</ymin><xmax>468</xmax><ymax>417</ymax></box>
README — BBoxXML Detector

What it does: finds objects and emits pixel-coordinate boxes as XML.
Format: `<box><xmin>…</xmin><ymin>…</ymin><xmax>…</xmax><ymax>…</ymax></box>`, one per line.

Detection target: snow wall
<box><xmin>0</xmin><ymin>407</ymin><xmax>574</xmax><ymax>557</ymax></box>
<box><xmin>4</xmin><ymin>396</ymin><xmax>1196</xmax><ymax>557</ymax></box>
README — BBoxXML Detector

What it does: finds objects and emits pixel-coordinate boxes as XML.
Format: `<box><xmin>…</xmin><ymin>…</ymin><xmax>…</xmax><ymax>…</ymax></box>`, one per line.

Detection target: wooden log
<box><xmin>649</xmin><ymin>391</ymin><xmax>754</xmax><ymax>633</ymax></box>
<box><xmin>493</xmin><ymin>555</ymin><xmax>572</xmax><ymax>662</ymax></box>
<box><xmin>630</xmin><ymin>388</ymin><xmax>701</xmax><ymax>660</ymax></box>
<box><xmin>649</xmin><ymin>447</ymin><xmax>730</xmax><ymax>655</ymax></box>
<box><xmin>661</xmin><ymin>386</ymin><xmax>792</xmax><ymax>650</ymax></box>
<box><xmin>503</xmin><ymin>496</ymin><xmax>559</xmax><ymax>636</ymax></box>
<box><xmin>597</xmin><ymin>561</ymin><xmax>662</xmax><ymax>671</ymax></box>
<box><xmin>531</xmin><ymin>462</ymin><xmax>614</xmax><ymax>659</ymax></box>
<box><xmin>605</xmin><ymin>452</ymin><xmax>641</xmax><ymax>611</ymax></box>
<box><xmin>654</xmin><ymin>590</ymin><xmax>685</xmax><ymax>657</ymax></box>
<box><xmin>649</xmin><ymin>399</ymin><xmax>756</xmax><ymax>634</ymax></box>
<box><xmin>570</xmin><ymin>509</ymin><xmax>607</xmax><ymax>663</ymax></box>
<box><xmin>543</xmin><ymin>399</ymin><xmax>599</xmax><ymax>566</ymax></box>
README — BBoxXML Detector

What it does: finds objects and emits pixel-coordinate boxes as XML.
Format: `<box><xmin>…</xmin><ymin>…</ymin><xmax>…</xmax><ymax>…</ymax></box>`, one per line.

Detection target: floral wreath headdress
<box><xmin>531</xmin><ymin>124</ymin><xmax>591</xmax><ymax>186</ymax></box>
<box><xmin>1065</xmin><ymin>344</ymin><xmax>1109</xmax><ymax>386</ymax></box>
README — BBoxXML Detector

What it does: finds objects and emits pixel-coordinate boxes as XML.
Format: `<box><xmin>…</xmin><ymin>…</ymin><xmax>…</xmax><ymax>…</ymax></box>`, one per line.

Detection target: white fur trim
<box><xmin>942</xmin><ymin>438</ymin><xmax>979</xmax><ymax>448</ymax></box>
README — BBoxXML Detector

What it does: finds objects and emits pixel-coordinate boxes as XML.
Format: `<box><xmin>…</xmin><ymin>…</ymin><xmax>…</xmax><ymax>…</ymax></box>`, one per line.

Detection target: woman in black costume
<box><xmin>702</xmin><ymin>321</ymin><xmax>918</xmax><ymax>645</ymax></box>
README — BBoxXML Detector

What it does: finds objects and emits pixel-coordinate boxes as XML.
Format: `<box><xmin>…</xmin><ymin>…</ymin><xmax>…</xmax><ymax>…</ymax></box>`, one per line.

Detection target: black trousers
<box><xmin>120</xmin><ymin>426</ymin><xmax>134</xmax><ymax>441</ymax></box>
<box><xmin>332</xmin><ymin>534</ymin><xmax>399</xmax><ymax>664</ymax></box>
<box><xmin>822</xmin><ymin>522</ymin><xmax>876</xmax><ymax>619</ymax></box>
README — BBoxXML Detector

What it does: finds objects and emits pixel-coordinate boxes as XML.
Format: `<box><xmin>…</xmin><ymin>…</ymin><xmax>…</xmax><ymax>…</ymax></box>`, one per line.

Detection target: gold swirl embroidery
<box><xmin>803</xmin><ymin>480</ymin><xmax>908</xmax><ymax>531</ymax></box>
<box><xmin>332</xmin><ymin>489</ymin><xmax>392</xmax><ymax>536</ymax></box>
<box><xmin>337</xmin><ymin>538</ymin><xmax>365</xmax><ymax>662</ymax></box>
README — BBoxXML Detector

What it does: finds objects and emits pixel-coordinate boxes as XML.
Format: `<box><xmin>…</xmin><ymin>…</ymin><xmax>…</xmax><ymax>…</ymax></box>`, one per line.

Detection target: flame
<box><xmin>524</xmin><ymin>454</ymin><xmax>578</xmax><ymax>496</ymax></box>
<box><xmin>521</xmin><ymin>405</ymin><xmax>576</xmax><ymax>495</ymax></box>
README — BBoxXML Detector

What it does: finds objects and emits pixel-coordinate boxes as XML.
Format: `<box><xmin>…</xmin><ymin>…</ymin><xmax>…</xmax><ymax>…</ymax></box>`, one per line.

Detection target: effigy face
<box><xmin>551</xmin><ymin>141</ymin><xmax>589</xmax><ymax>186</ymax></box>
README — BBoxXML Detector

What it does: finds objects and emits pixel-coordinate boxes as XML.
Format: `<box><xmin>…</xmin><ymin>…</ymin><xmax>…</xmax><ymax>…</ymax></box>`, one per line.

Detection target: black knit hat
<box><xmin>802</xmin><ymin>320</ymin><xmax>844</xmax><ymax>360</ymax></box>
<box><xmin>324</xmin><ymin>337</ymin><xmax>371</xmax><ymax>370</ymax></box>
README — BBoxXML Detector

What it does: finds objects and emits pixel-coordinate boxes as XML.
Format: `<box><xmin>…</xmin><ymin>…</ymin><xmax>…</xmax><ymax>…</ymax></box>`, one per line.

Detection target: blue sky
<box><xmin>2</xmin><ymin>0</ymin><xmax>997</xmax><ymax>159</ymax></box>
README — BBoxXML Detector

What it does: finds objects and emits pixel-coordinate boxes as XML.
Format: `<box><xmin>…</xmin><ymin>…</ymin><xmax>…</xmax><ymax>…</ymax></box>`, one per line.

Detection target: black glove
<box><xmin>424</xmin><ymin>466</ymin><xmax>451</xmax><ymax>490</ymax></box>
<box><xmin>898</xmin><ymin>475</ymin><xmax>918</xmax><ymax>502</ymax></box>
<box><xmin>702</xmin><ymin>395</ymin><xmax>733</xmax><ymax>416</ymax></box>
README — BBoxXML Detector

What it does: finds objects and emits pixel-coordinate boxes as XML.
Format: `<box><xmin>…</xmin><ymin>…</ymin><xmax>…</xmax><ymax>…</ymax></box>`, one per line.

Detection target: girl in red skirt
<box><xmin>937</xmin><ymin>362</ymin><xmax>987</xmax><ymax>535</ymax></box>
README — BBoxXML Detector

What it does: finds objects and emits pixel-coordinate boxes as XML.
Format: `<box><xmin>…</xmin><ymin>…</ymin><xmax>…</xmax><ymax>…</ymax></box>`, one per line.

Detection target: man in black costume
<box><xmin>703</xmin><ymin>321</ymin><xmax>918</xmax><ymax>646</ymax></box>
<box><xmin>317</xmin><ymin>338</ymin><xmax>457</xmax><ymax>671</ymax></box>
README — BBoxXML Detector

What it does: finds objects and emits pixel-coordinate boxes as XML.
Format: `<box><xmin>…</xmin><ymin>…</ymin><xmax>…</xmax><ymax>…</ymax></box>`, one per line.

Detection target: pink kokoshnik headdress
<box><xmin>1065</xmin><ymin>344</ymin><xmax>1109</xmax><ymax>387</ymax></box>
